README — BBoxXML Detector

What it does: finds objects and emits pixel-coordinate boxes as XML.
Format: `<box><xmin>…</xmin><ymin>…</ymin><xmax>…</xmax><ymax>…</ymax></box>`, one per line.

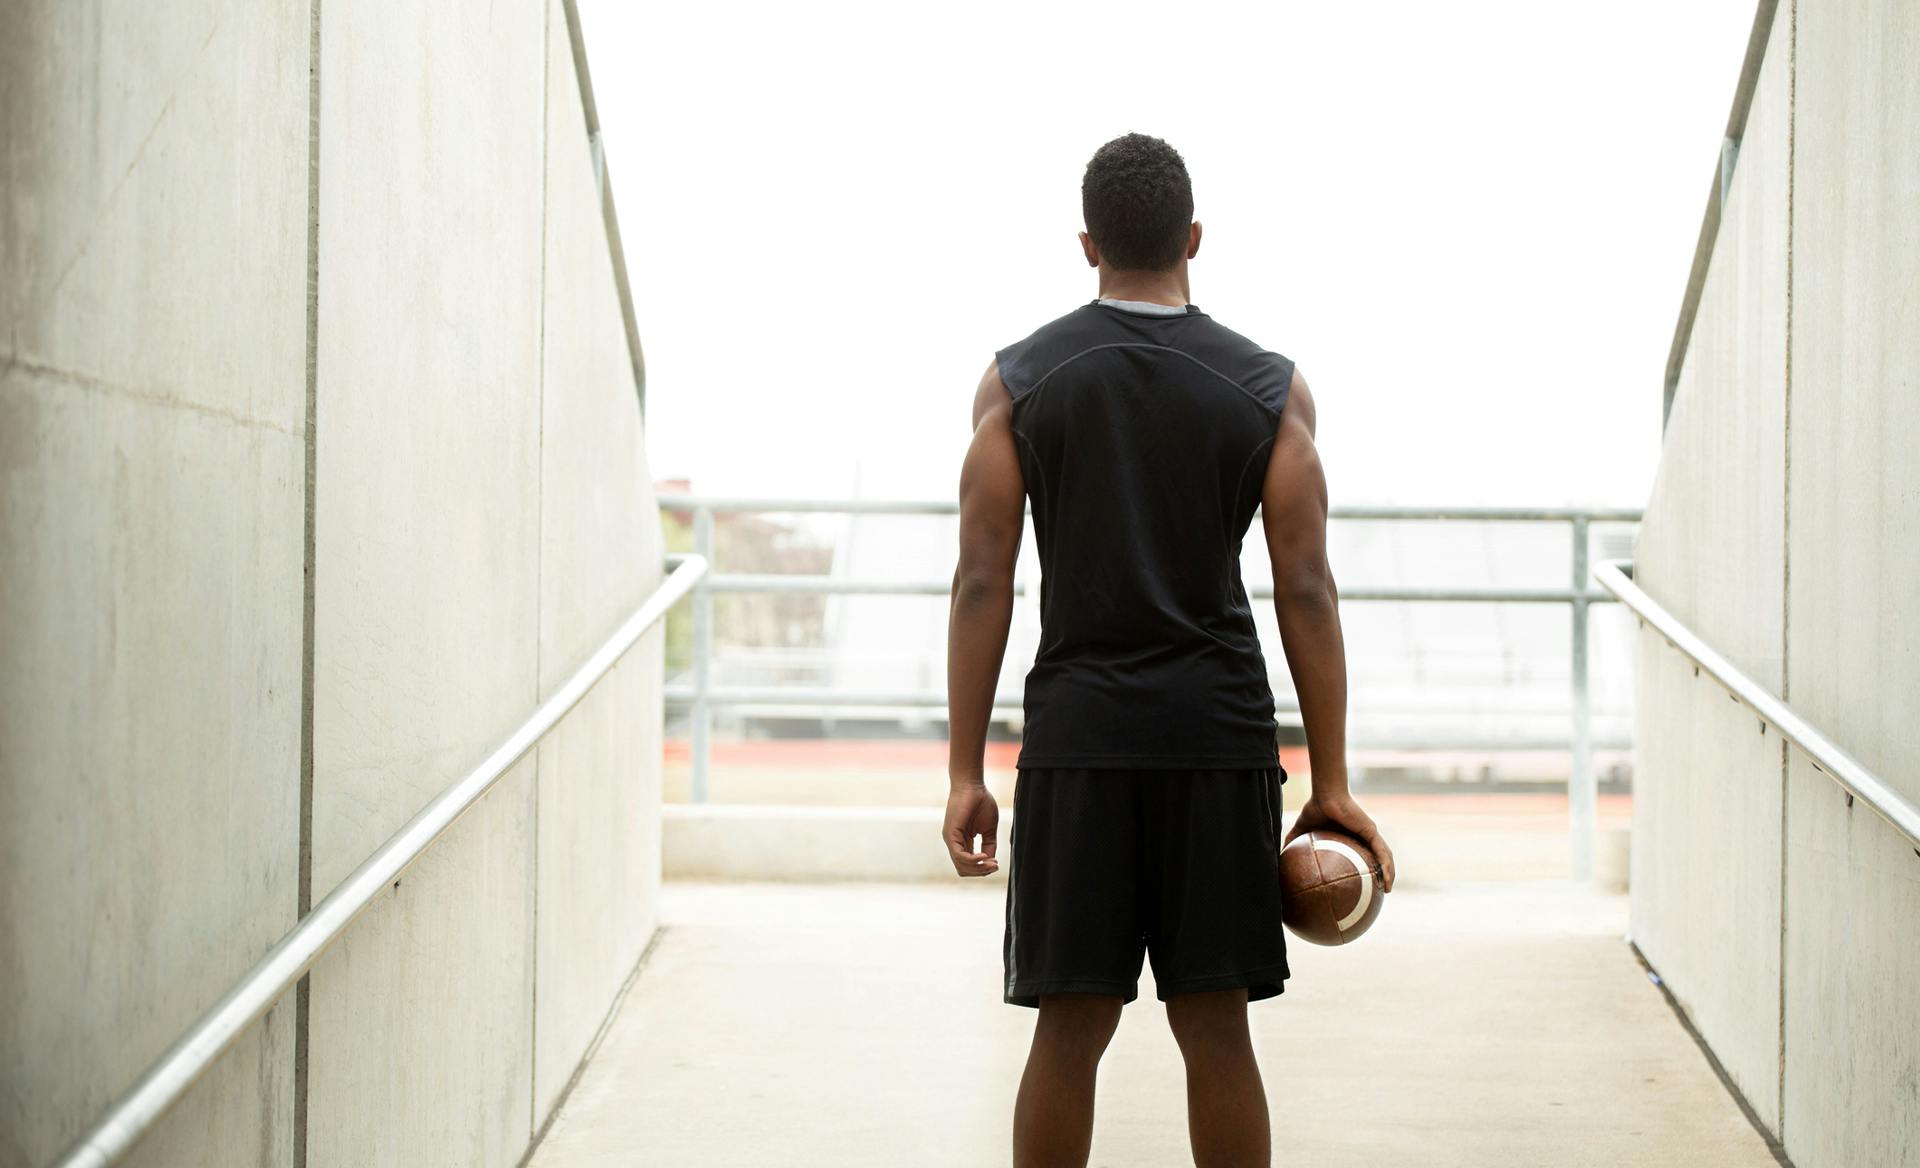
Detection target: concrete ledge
<box><xmin>663</xmin><ymin>803</ymin><xmax>978</xmax><ymax>882</ymax></box>
<box><xmin>663</xmin><ymin>799</ymin><xmax>1623</xmax><ymax>886</ymax></box>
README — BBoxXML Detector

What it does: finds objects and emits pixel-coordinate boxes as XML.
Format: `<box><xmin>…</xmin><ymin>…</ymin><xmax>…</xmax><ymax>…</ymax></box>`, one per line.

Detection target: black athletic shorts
<box><xmin>1002</xmin><ymin>765</ymin><xmax>1291</xmax><ymax>1008</ymax></box>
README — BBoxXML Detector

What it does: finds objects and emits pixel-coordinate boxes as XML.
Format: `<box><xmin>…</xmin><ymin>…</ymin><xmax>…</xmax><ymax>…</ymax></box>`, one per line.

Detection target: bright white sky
<box><xmin>581</xmin><ymin>0</ymin><xmax>1756</xmax><ymax>510</ymax></box>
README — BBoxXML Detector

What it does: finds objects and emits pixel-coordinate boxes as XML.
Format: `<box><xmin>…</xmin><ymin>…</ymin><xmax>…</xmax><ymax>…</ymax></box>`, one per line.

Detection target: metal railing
<box><xmin>1593</xmin><ymin>558</ymin><xmax>1920</xmax><ymax>848</ymax></box>
<box><xmin>49</xmin><ymin>555</ymin><xmax>708</xmax><ymax>1168</ymax></box>
<box><xmin>659</xmin><ymin>494</ymin><xmax>1642</xmax><ymax>879</ymax></box>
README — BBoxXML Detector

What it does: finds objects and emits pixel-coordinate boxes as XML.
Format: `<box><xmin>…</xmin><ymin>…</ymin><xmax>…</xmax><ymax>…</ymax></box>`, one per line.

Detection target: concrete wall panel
<box><xmin>0</xmin><ymin>376</ymin><xmax>304</xmax><ymax>1168</ymax></box>
<box><xmin>0</xmin><ymin>2</ymin><xmax>308</xmax><ymax>1164</ymax></box>
<box><xmin>1628</xmin><ymin>626</ymin><xmax>1785</xmax><ymax>1129</ymax></box>
<box><xmin>1783</xmin><ymin>1</ymin><xmax>1920</xmax><ymax>1161</ymax></box>
<box><xmin>1628</xmin><ymin>8</ymin><xmax>1790</xmax><ymax>1131</ymax></box>
<box><xmin>531</xmin><ymin>0</ymin><xmax>667</xmax><ymax>1119</ymax></box>
<box><xmin>0</xmin><ymin>2</ymin><xmax>309</xmax><ymax>430</ymax></box>
<box><xmin>305</xmin><ymin>0</ymin><xmax>545</xmax><ymax>1163</ymax></box>
<box><xmin>1637</xmin><ymin>8</ymin><xmax>1790</xmax><ymax>691</ymax></box>
<box><xmin>1781</xmin><ymin>756</ymin><xmax>1920</xmax><ymax>1167</ymax></box>
<box><xmin>531</xmin><ymin>656</ymin><xmax>661</xmax><ymax>1118</ymax></box>
<box><xmin>302</xmin><ymin>764</ymin><xmax>537</xmax><ymax>1167</ymax></box>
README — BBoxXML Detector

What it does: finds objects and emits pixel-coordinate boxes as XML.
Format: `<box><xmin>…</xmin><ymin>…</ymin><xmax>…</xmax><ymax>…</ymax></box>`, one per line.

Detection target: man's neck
<box><xmin>1096</xmin><ymin>266</ymin><xmax>1190</xmax><ymax>308</ymax></box>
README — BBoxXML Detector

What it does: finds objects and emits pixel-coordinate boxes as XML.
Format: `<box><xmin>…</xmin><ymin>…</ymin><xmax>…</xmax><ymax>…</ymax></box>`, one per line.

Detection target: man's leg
<box><xmin>1143</xmin><ymin>768</ymin><xmax>1289</xmax><ymax>1166</ymax></box>
<box><xmin>1165</xmin><ymin>987</ymin><xmax>1270</xmax><ymax>1168</ymax></box>
<box><xmin>1013</xmin><ymin>991</ymin><xmax>1124</xmax><ymax>1168</ymax></box>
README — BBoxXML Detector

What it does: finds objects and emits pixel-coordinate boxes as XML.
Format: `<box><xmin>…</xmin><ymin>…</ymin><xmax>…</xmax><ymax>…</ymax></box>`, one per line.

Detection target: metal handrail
<box><xmin>658</xmin><ymin>493</ymin><xmax>1643</xmax><ymax>880</ymax></box>
<box><xmin>50</xmin><ymin>554</ymin><xmax>709</xmax><ymax>1168</ymax></box>
<box><xmin>657</xmin><ymin>492</ymin><xmax>1646</xmax><ymax>523</ymax></box>
<box><xmin>695</xmin><ymin>571</ymin><xmax>1612</xmax><ymax>604</ymax></box>
<box><xmin>1592</xmin><ymin>557</ymin><xmax>1920</xmax><ymax>847</ymax></box>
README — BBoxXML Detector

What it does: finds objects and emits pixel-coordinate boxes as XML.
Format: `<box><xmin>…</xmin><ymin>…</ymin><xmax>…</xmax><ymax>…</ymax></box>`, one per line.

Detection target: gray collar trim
<box><xmin>1096</xmin><ymin>297</ymin><xmax>1193</xmax><ymax>317</ymax></box>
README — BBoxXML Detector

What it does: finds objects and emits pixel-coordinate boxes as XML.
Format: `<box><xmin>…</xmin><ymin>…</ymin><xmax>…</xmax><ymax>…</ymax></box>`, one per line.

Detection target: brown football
<box><xmin>1278</xmin><ymin>829</ymin><xmax>1386</xmax><ymax>945</ymax></box>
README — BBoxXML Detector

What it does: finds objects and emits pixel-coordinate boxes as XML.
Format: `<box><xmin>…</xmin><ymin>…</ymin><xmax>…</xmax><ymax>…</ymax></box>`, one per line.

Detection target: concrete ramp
<box><xmin>527</xmin><ymin>880</ymin><xmax>1778</xmax><ymax>1167</ymax></box>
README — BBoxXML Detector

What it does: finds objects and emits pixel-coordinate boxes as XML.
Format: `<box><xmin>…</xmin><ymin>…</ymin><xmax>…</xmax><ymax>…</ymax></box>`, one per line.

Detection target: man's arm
<box><xmin>942</xmin><ymin>360</ymin><xmax>1024</xmax><ymax>876</ymax></box>
<box><xmin>1261</xmin><ymin>369</ymin><xmax>1396</xmax><ymax>890</ymax></box>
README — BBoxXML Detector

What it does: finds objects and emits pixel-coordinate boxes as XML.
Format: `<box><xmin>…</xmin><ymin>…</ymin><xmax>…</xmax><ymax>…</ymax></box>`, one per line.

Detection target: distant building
<box><xmin>659</xmin><ymin>480</ymin><xmax>835</xmax><ymax>715</ymax></box>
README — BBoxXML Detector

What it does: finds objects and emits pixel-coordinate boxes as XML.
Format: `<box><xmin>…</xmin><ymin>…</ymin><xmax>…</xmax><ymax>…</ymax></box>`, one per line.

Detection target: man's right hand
<box><xmin>1283</xmin><ymin>788</ymin><xmax>1396</xmax><ymax>892</ymax></box>
<box><xmin>942</xmin><ymin>781</ymin><xmax>1001</xmax><ymax>877</ymax></box>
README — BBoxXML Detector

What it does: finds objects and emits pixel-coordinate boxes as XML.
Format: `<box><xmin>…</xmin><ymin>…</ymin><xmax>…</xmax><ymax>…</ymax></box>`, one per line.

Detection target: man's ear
<box><xmin>1188</xmin><ymin>221</ymin><xmax>1203</xmax><ymax>260</ymax></box>
<box><xmin>1079</xmin><ymin>231</ymin><xmax>1100</xmax><ymax>268</ymax></box>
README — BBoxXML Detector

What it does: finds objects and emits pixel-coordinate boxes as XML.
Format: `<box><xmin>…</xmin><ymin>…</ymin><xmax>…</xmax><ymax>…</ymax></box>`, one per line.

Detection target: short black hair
<box><xmin>1081</xmin><ymin>133</ymin><xmax>1194</xmax><ymax>272</ymax></box>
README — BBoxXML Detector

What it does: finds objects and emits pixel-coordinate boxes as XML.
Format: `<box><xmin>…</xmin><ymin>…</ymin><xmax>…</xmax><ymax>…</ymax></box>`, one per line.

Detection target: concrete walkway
<box><xmin>528</xmin><ymin>879</ymin><xmax>1779</xmax><ymax>1167</ymax></box>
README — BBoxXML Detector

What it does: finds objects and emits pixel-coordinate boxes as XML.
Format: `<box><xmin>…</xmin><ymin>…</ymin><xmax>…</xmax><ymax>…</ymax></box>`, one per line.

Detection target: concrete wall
<box><xmin>0</xmin><ymin>0</ymin><xmax>664</xmax><ymax>1165</ymax></box>
<box><xmin>1635</xmin><ymin>1</ymin><xmax>1920</xmax><ymax>1161</ymax></box>
<box><xmin>0</xmin><ymin>3</ymin><xmax>311</xmax><ymax>1165</ymax></box>
<box><xmin>1781</xmin><ymin>1</ymin><xmax>1920</xmax><ymax>1163</ymax></box>
<box><xmin>302</xmin><ymin>1</ymin><xmax>546</xmax><ymax>1164</ymax></box>
<box><xmin>531</xmin><ymin>0</ymin><xmax>667</xmax><ymax>1121</ymax></box>
<box><xmin>1631</xmin><ymin>6</ymin><xmax>1790</xmax><ymax>1132</ymax></box>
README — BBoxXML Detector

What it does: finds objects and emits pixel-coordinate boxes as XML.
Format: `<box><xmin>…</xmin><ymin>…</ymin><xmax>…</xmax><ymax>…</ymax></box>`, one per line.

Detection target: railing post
<box><xmin>692</xmin><ymin>506</ymin><xmax>714</xmax><ymax>804</ymax></box>
<box><xmin>1570</xmin><ymin>514</ymin><xmax>1594</xmax><ymax>882</ymax></box>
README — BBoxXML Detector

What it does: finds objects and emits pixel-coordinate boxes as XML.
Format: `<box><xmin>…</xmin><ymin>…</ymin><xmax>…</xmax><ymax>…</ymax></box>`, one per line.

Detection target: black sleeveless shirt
<box><xmin>995</xmin><ymin>300</ymin><xmax>1295</xmax><ymax>770</ymax></box>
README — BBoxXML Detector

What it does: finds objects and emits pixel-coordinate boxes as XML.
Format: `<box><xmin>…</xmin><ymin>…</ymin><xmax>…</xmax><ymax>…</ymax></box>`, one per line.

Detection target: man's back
<box><xmin>995</xmin><ymin>298</ymin><xmax>1295</xmax><ymax>770</ymax></box>
<box><xmin>942</xmin><ymin>131</ymin><xmax>1393</xmax><ymax>1168</ymax></box>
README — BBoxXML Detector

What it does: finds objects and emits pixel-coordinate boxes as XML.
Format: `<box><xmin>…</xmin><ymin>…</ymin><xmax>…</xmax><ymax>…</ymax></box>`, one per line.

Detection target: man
<box><xmin>942</xmin><ymin>132</ymin><xmax>1397</xmax><ymax>1167</ymax></box>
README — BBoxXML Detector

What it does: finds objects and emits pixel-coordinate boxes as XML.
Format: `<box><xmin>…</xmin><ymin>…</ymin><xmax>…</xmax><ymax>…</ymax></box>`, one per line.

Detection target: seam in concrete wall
<box><xmin>0</xmin><ymin>356</ymin><xmax>301</xmax><ymax>435</ymax></box>
<box><xmin>295</xmin><ymin>0</ymin><xmax>322</xmax><ymax>1164</ymax></box>
<box><xmin>529</xmin><ymin>0</ymin><xmax>552</xmax><ymax>1143</ymax></box>
<box><xmin>1772</xmin><ymin>0</ymin><xmax>1795</xmax><ymax>1139</ymax></box>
